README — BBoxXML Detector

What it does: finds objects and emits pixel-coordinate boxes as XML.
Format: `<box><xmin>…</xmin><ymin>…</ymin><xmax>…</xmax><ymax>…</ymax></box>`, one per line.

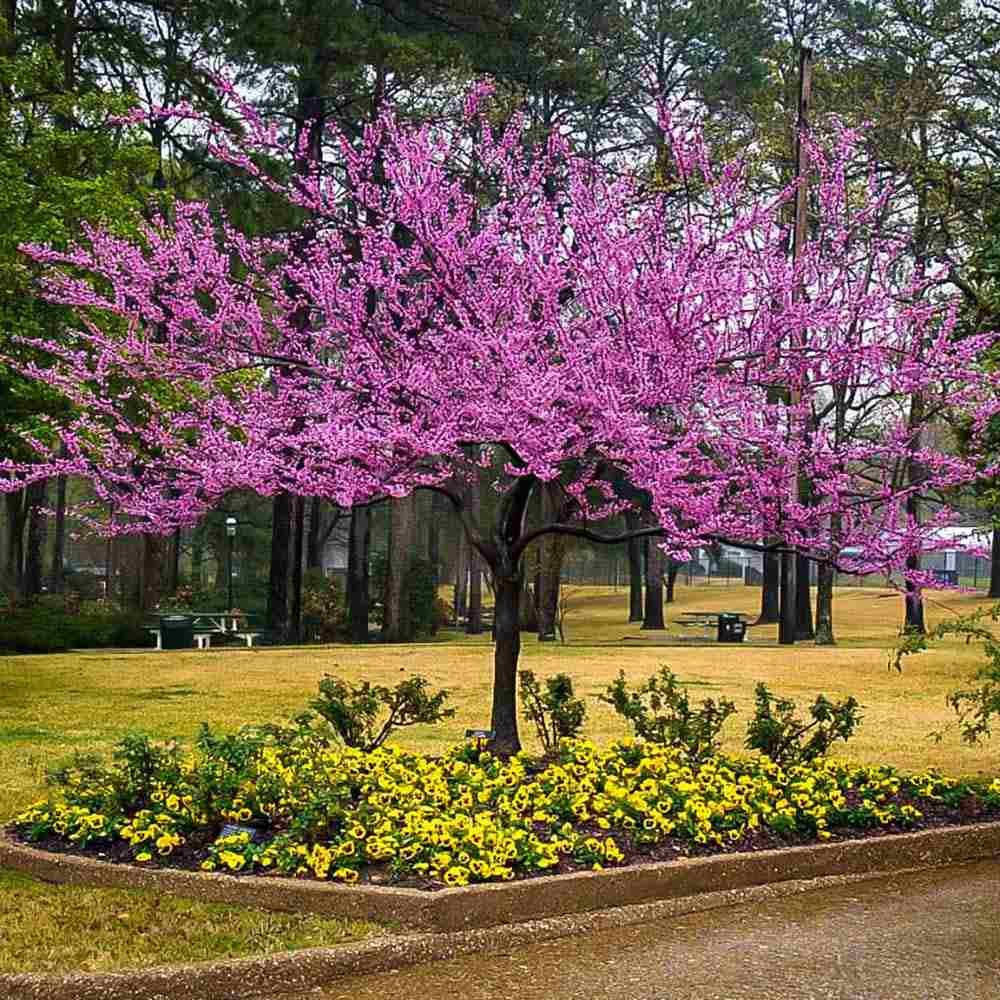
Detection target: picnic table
<box><xmin>675</xmin><ymin>611</ymin><xmax>750</xmax><ymax>643</ymax></box>
<box><xmin>147</xmin><ymin>611</ymin><xmax>260</xmax><ymax>650</ymax></box>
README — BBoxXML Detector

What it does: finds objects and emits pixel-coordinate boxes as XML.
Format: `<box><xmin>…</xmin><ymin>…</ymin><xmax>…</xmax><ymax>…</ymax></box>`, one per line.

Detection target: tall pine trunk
<box><xmin>289</xmin><ymin>496</ymin><xmax>306</xmax><ymax>641</ymax></box>
<box><xmin>535</xmin><ymin>483</ymin><xmax>561</xmax><ymax>641</ymax></box>
<box><xmin>306</xmin><ymin>497</ymin><xmax>323</xmax><ymax>571</ymax></box>
<box><xmin>989</xmin><ymin>523</ymin><xmax>1000</xmax><ymax>599</ymax></box>
<box><xmin>795</xmin><ymin>552</ymin><xmax>814</xmax><ymax>640</ymax></box>
<box><xmin>140</xmin><ymin>534</ymin><xmax>164</xmax><ymax>612</ymax></box>
<box><xmin>758</xmin><ymin>548</ymin><xmax>781</xmax><ymax>623</ymax></box>
<box><xmin>383</xmin><ymin>494</ymin><xmax>416</xmax><ymax>641</ymax></box>
<box><xmin>267</xmin><ymin>492</ymin><xmax>292</xmax><ymax>635</ymax></box>
<box><xmin>642</xmin><ymin>536</ymin><xmax>665</xmax><ymax>629</ymax></box>
<box><xmin>814</xmin><ymin>561</ymin><xmax>835</xmax><ymax>644</ymax></box>
<box><xmin>665</xmin><ymin>563</ymin><xmax>679</xmax><ymax>603</ymax></box>
<box><xmin>347</xmin><ymin>505</ymin><xmax>370</xmax><ymax>642</ymax></box>
<box><xmin>466</xmin><ymin>483</ymin><xmax>483</xmax><ymax>634</ymax></box>
<box><xmin>4</xmin><ymin>490</ymin><xmax>25</xmax><ymax>597</ymax></box>
<box><xmin>51</xmin><ymin>472</ymin><xmax>67</xmax><ymax>593</ymax></box>
<box><xmin>625</xmin><ymin>511</ymin><xmax>644</xmax><ymax>622</ymax></box>
<box><xmin>903</xmin><ymin>394</ymin><xmax>926</xmax><ymax>635</ymax></box>
<box><xmin>454</xmin><ymin>532</ymin><xmax>468</xmax><ymax>625</ymax></box>
<box><xmin>23</xmin><ymin>479</ymin><xmax>48</xmax><ymax>599</ymax></box>
<box><xmin>168</xmin><ymin>528</ymin><xmax>181</xmax><ymax>595</ymax></box>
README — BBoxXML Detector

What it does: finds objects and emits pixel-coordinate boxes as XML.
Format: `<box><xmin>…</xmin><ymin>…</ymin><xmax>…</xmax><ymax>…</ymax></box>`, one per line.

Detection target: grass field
<box><xmin>1</xmin><ymin>581</ymin><xmax>998</xmax><ymax>973</ymax></box>
<box><xmin>2</xmin><ymin>582</ymin><xmax>998</xmax><ymax>826</ymax></box>
<box><xmin>0</xmin><ymin>867</ymin><xmax>382</xmax><ymax>974</ymax></box>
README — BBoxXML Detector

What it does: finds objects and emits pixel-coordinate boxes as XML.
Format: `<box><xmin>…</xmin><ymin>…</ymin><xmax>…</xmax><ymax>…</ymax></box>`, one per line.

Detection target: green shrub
<box><xmin>301</xmin><ymin>570</ymin><xmax>348</xmax><ymax>642</ymax></box>
<box><xmin>0</xmin><ymin>591</ymin><xmax>154</xmax><ymax>654</ymax></box>
<box><xmin>744</xmin><ymin>683</ymin><xmax>862</xmax><ymax>765</ymax></box>
<box><xmin>310</xmin><ymin>673</ymin><xmax>455</xmax><ymax>751</ymax></box>
<box><xmin>519</xmin><ymin>670</ymin><xmax>587</xmax><ymax>753</ymax></box>
<box><xmin>598</xmin><ymin>666</ymin><xmax>736</xmax><ymax>762</ymax></box>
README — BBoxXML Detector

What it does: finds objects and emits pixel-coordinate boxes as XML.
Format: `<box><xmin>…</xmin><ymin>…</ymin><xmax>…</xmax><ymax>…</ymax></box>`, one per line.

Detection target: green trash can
<box><xmin>159</xmin><ymin>615</ymin><xmax>194</xmax><ymax>650</ymax></box>
<box><xmin>717</xmin><ymin>613</ymin><xmax>746</xmax><ymax>643</ymax></box>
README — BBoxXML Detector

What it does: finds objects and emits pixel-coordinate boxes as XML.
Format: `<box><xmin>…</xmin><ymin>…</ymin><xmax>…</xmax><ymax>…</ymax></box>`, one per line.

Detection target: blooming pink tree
<box><xmin>4</xmin><ymin>85</ymin><xmax>998</xmax><ymax>751</ymax></box>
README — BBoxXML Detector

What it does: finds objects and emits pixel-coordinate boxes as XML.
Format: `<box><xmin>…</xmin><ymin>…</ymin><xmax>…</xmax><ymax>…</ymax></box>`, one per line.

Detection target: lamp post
<box><xmin>225</xmin><ymin>517</ymin><xmax>237</xmax><ymax>611</ymax></box>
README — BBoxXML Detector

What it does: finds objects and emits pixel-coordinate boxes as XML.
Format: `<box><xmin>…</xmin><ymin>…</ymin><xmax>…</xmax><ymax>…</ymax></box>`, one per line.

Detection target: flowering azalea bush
<box><xmin>11</xmin><ymin>729</ymin><xmax>1000</xmax><ymax>889</ymax></box>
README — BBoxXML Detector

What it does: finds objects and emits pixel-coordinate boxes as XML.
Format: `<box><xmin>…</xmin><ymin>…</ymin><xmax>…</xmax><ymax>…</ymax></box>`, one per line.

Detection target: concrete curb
<box><xmin>2</xmin><ymin>822</ymin><xmax>999</xmax><ymax>999</ymax></box>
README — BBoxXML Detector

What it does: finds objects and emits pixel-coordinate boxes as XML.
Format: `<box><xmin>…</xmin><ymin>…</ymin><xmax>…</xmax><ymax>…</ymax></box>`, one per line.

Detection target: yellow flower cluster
<box><xmin>13</xmin><ymin>736</ymin><xmax>999</xmax><ymax>888</ymax></box>
<box><xmin>14</xmin><ymin>801</ymin><xmax>117</xmax><ymax>846</ymax></box>
<box><xmin>119</xmin><ymin>809</ymin><xmax>186</xmax><ymax>858</ymax></box>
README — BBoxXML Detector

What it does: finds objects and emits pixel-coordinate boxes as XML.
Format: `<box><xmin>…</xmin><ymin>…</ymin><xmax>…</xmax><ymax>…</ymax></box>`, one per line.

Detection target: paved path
<box><xmin>308</xmin><ymin>861</ymin><xmax>1000</xmax><ymax>1000</ymax></box>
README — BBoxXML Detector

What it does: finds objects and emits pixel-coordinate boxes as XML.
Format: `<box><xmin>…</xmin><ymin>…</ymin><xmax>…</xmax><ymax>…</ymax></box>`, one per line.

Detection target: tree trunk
<box><xmin>466</xmin><ymin>483</ymin><xmax>483</xmax><ymax>634</ymax></box>
<box><xmin>4</xmin><ymin>489</ymin><xmax>25</xmax><ymax>596</ymax></box>
<box><xmin>347</xmin><ymin>504</ymin><xmax>370</xmax><ymax>642</ymax></box>
<box><xmin>267</xmin><ymin>492</ymin><xmax>292</xmax><ymax>635</ymax></box>
<box><xmin>454</xmin><ymin>532</ymin><xmax>468</xmax><ymax>625</ymax></box>
<box><xmin>625</xmin><ymin>510</ymin><xmax>643</xmax><ymax>622</ymax></box>
<box><xmin>665</xmin><ymin>562</ymin><xmax>679</xmax><ymax>603</ymax></box>
<box><xmin>23</xmin><ymin>479</ymin><xmax>48</xmax><ymax>599</ymax></box>
<box><xmin>795</xmin><ymin>552</ymin><xmax>814</xmax><ymax>640</ymax></box>
<box><xmin>903</xmin><ymin>393</ymin><xmax>926</xmax><ymax>635</ymax></box>
<box><xmin>428</xmin><ymin>493</ymin><xmax>443</xmax><ymax>589</ymax></box>
<box><xmin>50</xmin><ymin>472</ymin><xmax>67</xmax><ymax>593</ymax></box>
<box><xmin>778</xmin><ymin>549</ymin><xmax>797</xmax><ymax>645</ymax></box>
<box><xmin>536</xmin><ymin>484</ymin><xmax>561</xmax><ymax>641</ymax></box>
<box><xmin>519</xmin><ymin>575</ymin><xmax>538</xmax><ymax>631</ymax></box>
<box><xmin>904</xmin><ymin>556</ymin><xmax>926</xmax><ymax>634</ymax></box>
<box><xmin>306</xmin><ymin>496</ymin><xmax>323</xmax><ymax>571</ymax></box>
<box><xmin>289</xmin><ymin>495</ymin><xmax>306</xmax><ymax>641</ymax></box>
<box><xmin>758</xmin><ymin>547</ymin><xmax>781</xmax><ymax>623</ymax></box>
<box><xmin>814</xmin><ymin>560</ymin><xmax>835</xmax><ymax>645</ymax></box>
<box><xmin>106</xmin><ymin>532</ymin><xmax>116</xmax><ymax>606</ymax></box>
<box><xmin>164</xmin><ymin>528</ymin><xmax>180</xmax><ymax>596</ymax></box>
<box><xmin>490</xmin><ymin>571</ymin><xmax>522</xmax><ymax>754</ymax></box>
<box><xmin>642</xmin><ymin>537</ymin><xmax>666</xmax><ymax>629</ymax></box>
<box><xmin>989</xmin><ymin>524</ymin><xmax>1000</xmax><ymax>598</ymax></box>
<box><xmin>383</xmin><ymin>493</ymin><xmax>416</xmax><ymax>641</ymax></box>
<box><xmin>139</xmin><ymin>533</ymin><xmax>164</xmax><ymax>613</ymax></box>
<box><xmin>467</xmin><ymin>553</ymin><xmax>483</xmax><ymax>634</ymax></box>
<box><xmin>191</xmin><ymin>526</ymin><xmax>204</xmax><ymax>592</ymax></box>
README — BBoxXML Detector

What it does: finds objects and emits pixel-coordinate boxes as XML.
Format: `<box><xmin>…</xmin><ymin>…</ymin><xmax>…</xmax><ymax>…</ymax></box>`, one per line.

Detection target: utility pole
<box><xmin>779</xmin><ymin>45</ymin><xmax>812</xmax><ymax>646</ymax></box>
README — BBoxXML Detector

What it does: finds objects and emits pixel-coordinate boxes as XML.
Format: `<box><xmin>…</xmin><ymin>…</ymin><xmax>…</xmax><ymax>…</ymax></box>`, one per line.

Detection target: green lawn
<box><xmin>1</xmin><ymin>581</ymin><xmax>998</xmax><ymax>973</ymax></box>
<box><xmin>0</xmin><ymin>867</ymin><xmax>384</xmax><ymax>974</ymax></box>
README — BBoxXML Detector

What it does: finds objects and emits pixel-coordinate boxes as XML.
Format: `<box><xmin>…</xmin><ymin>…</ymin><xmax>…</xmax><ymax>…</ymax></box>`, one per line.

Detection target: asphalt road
<box><xmin>307</xmin><ymin>861</ymin><xmax>1000</xmax><ymax>1000</ymax></box>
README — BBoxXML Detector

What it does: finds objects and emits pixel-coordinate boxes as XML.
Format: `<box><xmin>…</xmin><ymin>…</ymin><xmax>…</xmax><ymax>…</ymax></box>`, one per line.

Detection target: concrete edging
<box><xmin>2</xmin><ymin>822</ymin><xmax>999</xmax><ymax>999</ymax></box>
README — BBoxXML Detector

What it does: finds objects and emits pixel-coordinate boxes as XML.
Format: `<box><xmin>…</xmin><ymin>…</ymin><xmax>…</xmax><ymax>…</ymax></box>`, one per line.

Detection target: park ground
<box><xmin>1</xmin><ymin>581</ymin><xmax>999</xmax><ymax>974</ymax></box>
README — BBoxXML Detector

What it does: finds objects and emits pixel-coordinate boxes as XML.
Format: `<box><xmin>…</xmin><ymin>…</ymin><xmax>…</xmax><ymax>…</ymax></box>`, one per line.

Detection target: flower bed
<box><xmin>10</xmin><ymin>729</ymin><xmax>1000</xmax><ymax>890</ymax></box>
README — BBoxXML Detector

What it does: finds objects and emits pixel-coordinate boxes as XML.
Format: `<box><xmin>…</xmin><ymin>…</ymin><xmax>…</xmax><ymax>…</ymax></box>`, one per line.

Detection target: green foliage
<box><xmin>406</xmin><ymin>558</ymin><xmax>446</xmax><ymax>636</ymax></box>
<box><xmin>301</xmin><ymin>570</ymin><xmax>348</xmax><ymax>642</ymax></box>
<box><xmin>0</xmin><ymin>601</ymin><xmax>151</xmax><ymax>653</ymax></box>
<box><xmin>0</xmin><ymin>43</ymin><xmax>154</xmax><ymax>461</ymax></box>
<box><xmin>744</xmin><ymin>683</ymin><xmax>862</xmax><ymax>766</ymax></box>
<box><xmin>598</xmin><ymin>666</ymin><xmax>736</xmax><ymax>762</ymax></box>
<box><xmin>518</xmin><ymin>670</ymin><xmax>587</xmax><ymax>753</ymax></box>
<box><xmin>370</xmin><ymin>553</ymin><xmax>447</xmax><ymax>638</ymax></box>
<box><xmin>894</xmin><ymin>602</ymin><xmax>1000</xmax><ymax>744</ymax></box>
<box><xmin>46</xmin><ymin>733</ymin><xmax>184</xmax><ymax>816</ymax></box>
<box><xmin>310</xmin><ymin>673</ymin><xmax>455</xmax><ymax>752</ymax></box>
